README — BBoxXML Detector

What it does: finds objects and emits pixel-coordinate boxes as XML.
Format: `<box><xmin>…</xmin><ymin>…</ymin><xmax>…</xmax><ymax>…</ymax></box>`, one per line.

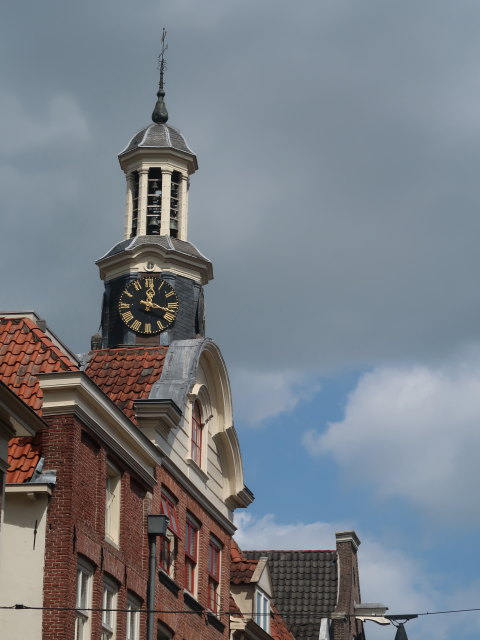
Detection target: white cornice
<box><xmin>5</xmin><ymin>483</ymin><xmax>53</xmax><ymax>496</ymax></box>
<box><xmin>38</xmin><ymin>371</ymin><xmax>161</xmax><ymax>487</ymax></box>
<box><xmin>96</xmin><ymin>242</ymin><xmax>213</xmax><ymax>285</ymax></box>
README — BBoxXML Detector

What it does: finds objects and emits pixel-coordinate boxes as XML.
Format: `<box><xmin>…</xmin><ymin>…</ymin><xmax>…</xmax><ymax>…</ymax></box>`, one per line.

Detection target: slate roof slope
<box><xmin>244</xmin><ymin>550</ymin><xmax>338</xmax><ymax>640</ymax></box>
<box><xmin>0</xmin><ymin>316</ymin><xmax>78</xmax><ymax>483</ymax></box>
<box><xmin>85</xmin><ymin>347</ymin><xmax>168</xmax><ymax>423</ymax></box>
<box><xmin>231</xmin><ymin>542</ymin><xmax>295</xmax><ymax>640</ymax></box>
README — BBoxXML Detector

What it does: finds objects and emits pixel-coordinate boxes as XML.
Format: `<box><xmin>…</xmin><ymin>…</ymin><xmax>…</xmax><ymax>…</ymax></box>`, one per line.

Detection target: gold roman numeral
<box><xmin>167</xmin><ymin>302</ymin><xmax>179</xmax><ymax>310</ymax></box>
<box><xmin>165</xmin><ymin>290</ymin><xmax>175</xmax><ymax>298</ymax></box>
<box><xmin>132</xmin><ymin>280</ymin><xmax>142</xmax><ymax>291</ymax></box>
<box><xmin>157</xmin><ymin>281</ymin><xmax>164</xmax><ymax>291</ymax></box>
<box><xmin>124</xmin><ymin>291</ymin><xmax>133</xmax><ymax>298</ymax></box>
<box><xmin>164</xmin><ymin>312</ymin><xmax>175</xmax><ymax>323</ymax></box>
<box><xmin>130</xmin><ymin>320</ymin><xmax>141</xmax><ymax>331</ymax></box>
<box><xmin>144</xmin><ymin>323</ymin><xmax>152</xmax><ymax>334</ymax></box>
<box><xmin>145</xmin><ymin>277</ymin><xmax>154</xmax><ymax>288</ymax></box>
<box><xmin>156</xmin><ymin>320</ymin><xmax>165</xmax><ymax>330</ymax></box>
<box><xmin>122</xmin><ymin>311</ymin><xmax>134</xmax><ymax>323</ymax></box>
<box><xmin>119</xmin><ymin>302</ymin><xmax>131</xmax><ymax>309</ymax></box>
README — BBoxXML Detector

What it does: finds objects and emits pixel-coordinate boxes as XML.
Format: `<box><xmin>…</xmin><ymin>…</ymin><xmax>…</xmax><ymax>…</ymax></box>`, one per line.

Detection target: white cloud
<box><xmin>230</xmin><ymin>369</ymin><xmax>320</xmax><ymax>426</ymax></box>
<box><xmin>303</xmin><ymin>350</ymin><xmax>480</xmax><ymax>525</ymax></box>
<box><xmin>0</xmin><ymin>92</ymin><xmax>90</xmax><ymax>154</ymax></box>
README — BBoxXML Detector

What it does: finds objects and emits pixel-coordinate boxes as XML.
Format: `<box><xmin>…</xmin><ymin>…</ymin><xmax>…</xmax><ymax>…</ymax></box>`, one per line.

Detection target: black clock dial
<box><xmin>118</xmin><ymin>277</ymin><xmax>179</xmax><ymax>335</ymax></box>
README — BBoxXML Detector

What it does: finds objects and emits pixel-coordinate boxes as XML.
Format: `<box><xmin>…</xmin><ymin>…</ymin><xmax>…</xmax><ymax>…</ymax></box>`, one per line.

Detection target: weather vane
<box><xmin>152</xmin><ymin>27</ymin><xmax>169</xmax><ymax>124</ymax></box>
<box><xmin>158</xmin><ymin>28</ymin><xmax>168</xmax><ymax>92</ymax></box>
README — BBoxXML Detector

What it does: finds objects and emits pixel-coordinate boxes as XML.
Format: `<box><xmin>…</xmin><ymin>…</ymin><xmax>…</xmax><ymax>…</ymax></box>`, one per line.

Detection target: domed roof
<box><xmin>119</xmin><ymin>123</ymin><xmax>195</xmax><ymax>157</ymax></box>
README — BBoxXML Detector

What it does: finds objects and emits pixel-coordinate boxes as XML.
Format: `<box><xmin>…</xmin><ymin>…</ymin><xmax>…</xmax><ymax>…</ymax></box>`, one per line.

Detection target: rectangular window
<box><xmin>255</xmin><ymin>589</ymin><xmax>270</xmax><ymax>633</ymax></box>
<box><xmin>126</xmin><ymin>593</ymin><xmax>141</xmax><ymax>640</ymax></box>
<box><xmin>184</xmin><ymin>517</ymin><xmax>198</xmax><ymax>594</ymax></box>
<box><xmin>102</xmin><ymin>578</ymin><xmax>118</xmax><ymax>640</ymax></box>
<box><xmin>160</xmin><ymin>491</ymin><xmax>179</xmax><ymax>577</ymax></box>
<box><xmin>75</xmin><ymin>559</ymin><xmax>93</xmax><ymax>640</ymax></box>
<box><xmin>105</xmin><ymin>462</ymin><xmax>121</xmax><ymax>544</ymax></box>
<box><xmin>208</xmin><ymin>536</ymin><xmax>222</xmax><ymax>613</ymax></box>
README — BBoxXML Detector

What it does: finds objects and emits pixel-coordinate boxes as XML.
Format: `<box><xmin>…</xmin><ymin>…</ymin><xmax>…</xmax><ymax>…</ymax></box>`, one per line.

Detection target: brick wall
<box><xmin>40</xmin><ymin>412</ymin><xmax>233</xmax><ymax>640</ymax></box>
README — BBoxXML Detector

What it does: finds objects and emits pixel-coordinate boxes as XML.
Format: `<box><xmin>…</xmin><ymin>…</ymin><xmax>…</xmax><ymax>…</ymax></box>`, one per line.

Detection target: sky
<box><xmin>1</xmin><ymin>1</ymin><xmax>480</xmax><ymax>638</ymax></box>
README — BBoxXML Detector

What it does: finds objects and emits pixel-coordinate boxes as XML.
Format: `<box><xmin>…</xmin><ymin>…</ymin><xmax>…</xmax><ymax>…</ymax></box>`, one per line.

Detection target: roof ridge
<box><xmin>245</xmin><ymin>549</ymin><xmax>336</xmax><ymax>553</ymax></box>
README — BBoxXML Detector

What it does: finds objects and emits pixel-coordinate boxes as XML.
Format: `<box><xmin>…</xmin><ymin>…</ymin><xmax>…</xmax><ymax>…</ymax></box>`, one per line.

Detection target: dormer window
<box><xmin>191</xmin><ymin>400</ymin><xmax>203</xmax><ymax>467</ymax></box>
<box><xmin>255</xmin><ymin>588</ymin><xmax>270</xmax><ymax>633</ymax></box>
<box><xmin>147</xmin><ymin>168</ymin><xmax>162</xmax><ymax>235</ymax></box>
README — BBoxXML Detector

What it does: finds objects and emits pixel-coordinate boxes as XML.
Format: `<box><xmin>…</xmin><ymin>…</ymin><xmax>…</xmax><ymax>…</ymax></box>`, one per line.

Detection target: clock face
<box><xmin>118</xmin><ymin>277</ymin><xmax>179</xmax><ymax>335</ymax></box>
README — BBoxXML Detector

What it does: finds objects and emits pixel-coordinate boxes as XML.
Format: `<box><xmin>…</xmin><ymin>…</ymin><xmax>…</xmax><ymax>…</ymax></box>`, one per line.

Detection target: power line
<box><xmin>2</xmin><ymin>604</ymin><xmax>480</xmax><ymax>619</ymax></box>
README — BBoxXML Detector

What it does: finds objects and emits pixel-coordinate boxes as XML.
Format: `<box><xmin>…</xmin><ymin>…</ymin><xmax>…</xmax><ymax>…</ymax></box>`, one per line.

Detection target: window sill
<box><xmin>105</xmin><ymin>536</ymin><xmax>120</xmax><ymax>550</ymax></box>
<box><xmin>158</xmin><ymin>570</ymin><xmax>181</xmax><ymax>596</ymax></box>
<box><xmin>186</xmin><ymin>458</ymin><xmax>209</xmax><ymax>483</ymax></box>
<box><xmin>183</xmin><ymin>591</ymin><xmax>204</xmax><ymax>615</ymax></box>
<box><xmin>206</xmin><ymin>611</ymin><xmax>225</xmax><ymax>633</ymax></box>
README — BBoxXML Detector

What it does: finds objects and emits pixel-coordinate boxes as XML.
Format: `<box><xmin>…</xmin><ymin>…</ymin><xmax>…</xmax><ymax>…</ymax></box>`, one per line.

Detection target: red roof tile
<box><xmin>0</xmin><ymin>317</ymin><xmax>78</xmax><ymax>415</ymax></box>
<box><xmin>270</xmin><ymin>603</ymin><xmax>296</xmax><ymax>640</ymax></box>
<box><xmin>230</xmin><ymin>540</ymin><xmax>258</xmax><ymax>584</ymax></box>
<box><xmin>6</xmin><ymin>433</ymin><xmax>42</xmax><ymax>483</ymax></box>
<box><xmin>85</xmin><ymin>347</ymin><xmax>168</xmax><ymax>422</ymax></box>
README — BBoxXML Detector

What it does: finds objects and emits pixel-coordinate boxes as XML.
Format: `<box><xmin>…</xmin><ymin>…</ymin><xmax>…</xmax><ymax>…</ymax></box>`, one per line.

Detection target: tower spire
<box><xmin>152</xmin><ymin>28</ymin><xmax>169</xmax><ymax>124</ymax></box>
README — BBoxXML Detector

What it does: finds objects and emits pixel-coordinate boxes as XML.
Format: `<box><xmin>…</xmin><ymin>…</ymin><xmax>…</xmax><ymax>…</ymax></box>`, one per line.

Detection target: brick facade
<box><xmin>40</xmin><ymin>411</ymin><xmax>231</xmax><ymax>640</ymax></box>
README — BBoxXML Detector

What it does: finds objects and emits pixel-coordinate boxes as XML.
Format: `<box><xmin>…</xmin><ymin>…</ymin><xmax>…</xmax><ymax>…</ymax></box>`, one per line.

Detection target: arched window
<box><xmin>191</xmin><ymin>400</ymin><xmax>203</xmax><ymax>466</ymax></box>
<box><xmin>130</xmin><ymin>171</ymin><xmax>139</xmax><ymax>237</ymax></box>
<box><xmin>147</xmin><ymin>168</ymin><xmax>162</xmax><ymax>235</ymax></box>
<box><xmin>170</xmin><ymin>171</ymin><xmax>180</xmax><ymax>237</ymax></box>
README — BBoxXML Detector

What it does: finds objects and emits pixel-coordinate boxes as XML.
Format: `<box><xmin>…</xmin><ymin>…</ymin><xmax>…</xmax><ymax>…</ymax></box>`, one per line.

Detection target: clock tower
<box><xmin>96</xmin><ymin>64</ymin><xmax>212</xmax><ymax>348</ymax></box>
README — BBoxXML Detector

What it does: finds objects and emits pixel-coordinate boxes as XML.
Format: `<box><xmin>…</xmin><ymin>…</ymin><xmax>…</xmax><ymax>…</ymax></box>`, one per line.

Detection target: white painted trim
<box><xmin>38</xmin><ymin>371</ymin><xmax>161</xmax><ymax>487</ymax></box>
<box><xmin>5</xmin><ymin>483</ymin><xmax>53</xmax><ymax>496</ymax></box>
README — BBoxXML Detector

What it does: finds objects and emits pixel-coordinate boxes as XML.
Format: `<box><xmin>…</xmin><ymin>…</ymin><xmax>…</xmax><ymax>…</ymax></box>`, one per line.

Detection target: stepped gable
<box><xmin>0</xmin><ymin>316</ymin><xmax>78</xmax><ymax>414</ymax></box>
<box><xmin>85</xmin><ymin>346</ymin><xmax>168</xmax><ymax>423</ymax></box>
<box><xmin>7</xmin><ymin>433</ymin><xmax>42</xmax><ymax>483</ymax></box>
<box><xmin>244</xmin><ymin>549</ymin><xmax>338</xmax><ymax>640</ymax></box>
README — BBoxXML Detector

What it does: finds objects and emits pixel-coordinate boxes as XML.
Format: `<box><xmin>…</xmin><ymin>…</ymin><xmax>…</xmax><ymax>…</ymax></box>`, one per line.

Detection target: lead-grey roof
<box><xmin>244</xmin><ymin>550</ymin><xmax>338</xmax><ymax>640</ymax></box>
<box><xmin>97</xmin><ymin>235</ymin><xmax>211</xmax><ymax>264</ymax></box>
<box><xmin>149</xmin><ymin>338</ymin><xmax>209</xmax><ymax>411</ymax></box>
<box><xmin>120</xmin><ymin>122</ymin><xmax>195</xmax><ymax>156</ymax></box>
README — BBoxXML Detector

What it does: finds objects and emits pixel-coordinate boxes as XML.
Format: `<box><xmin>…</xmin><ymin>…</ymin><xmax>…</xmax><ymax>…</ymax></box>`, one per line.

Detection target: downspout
<box><xmin>147</xmin><ymin>515</ymin><xmax>169</xmax><ymax>640</ymax></box>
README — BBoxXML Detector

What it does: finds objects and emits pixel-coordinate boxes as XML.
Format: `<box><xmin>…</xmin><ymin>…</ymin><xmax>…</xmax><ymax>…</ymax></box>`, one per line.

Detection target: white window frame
<box><xmin>255</xmin><ymin>588</ymin><xmax>270</xmax><ymax>633</ymax></box>
<box><xmin>75</xmin><ymin>558</ymin><xmax>94</xmax><ymax>640</ymax></box>
<box><xmin>126</xmin><ymin>593</ymin><xmax>141</xmax><ymax>640</ymax></box>
<box><xmin>102</xmin><ymin>577</ymin><xmax>118</xmax><ymax>640</ymax></box>
<box><xmin>105</xmin><ymin>462</ymin><xmax>121</xmax><ymax>544</ymax></box>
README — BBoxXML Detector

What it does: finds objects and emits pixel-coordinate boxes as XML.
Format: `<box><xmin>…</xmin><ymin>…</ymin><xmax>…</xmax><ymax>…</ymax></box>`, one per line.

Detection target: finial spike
<box><xmin>152</xmin><ymin>28</ymin><xmax>169</xmax><ymax>124</ymax></box>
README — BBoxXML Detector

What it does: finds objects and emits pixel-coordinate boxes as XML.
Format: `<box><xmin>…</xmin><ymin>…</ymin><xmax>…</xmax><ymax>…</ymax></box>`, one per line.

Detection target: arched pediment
<box><xmin>148</xmin><ymin>339</ymin><xmax>253</xmax><ymax>511</ymax></box>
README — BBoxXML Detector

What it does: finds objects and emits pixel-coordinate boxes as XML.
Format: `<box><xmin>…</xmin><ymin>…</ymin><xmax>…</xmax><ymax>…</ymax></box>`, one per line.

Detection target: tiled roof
<box><xmin>7</xmin><ymin>433</ymin><xmax>42</xmax><ymax>483</ymax></box>
<box><xmin>230</xmin><ymin>540</ymin><xmax>258</xmax><ymax>584</ymax></box>
<box><xmin>271</xmin><ymin>602</ymin><xmax>296</xmax><ymax>640</ymax></box>
<box><xmin>0</xmin><ymin>316</ymin><xmax>78</xmax><ymax>414</ymax></box>
<box><xmin>244</xmin><ymin>550</ymin><xmax>338</xmax><ymax>640</ymax></box>
<box><xmin>85</xmin><ymin>347</ymin><xmax>168</xmax><ymax>422</ymax></box>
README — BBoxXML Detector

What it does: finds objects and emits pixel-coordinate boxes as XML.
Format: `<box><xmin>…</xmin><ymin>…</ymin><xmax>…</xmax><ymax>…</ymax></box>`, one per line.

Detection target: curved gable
<box><xmin>146</xmin><ymin>339</ymin><xmax>253</xmax><ymax>520</ymax></box>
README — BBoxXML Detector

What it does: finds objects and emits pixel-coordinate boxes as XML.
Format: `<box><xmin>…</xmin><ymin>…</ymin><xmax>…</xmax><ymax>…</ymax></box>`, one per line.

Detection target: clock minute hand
<box><xmin>139</xmin><ymin>300</ymin><xmax>169</xmax><ymax>312</ymax></box>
